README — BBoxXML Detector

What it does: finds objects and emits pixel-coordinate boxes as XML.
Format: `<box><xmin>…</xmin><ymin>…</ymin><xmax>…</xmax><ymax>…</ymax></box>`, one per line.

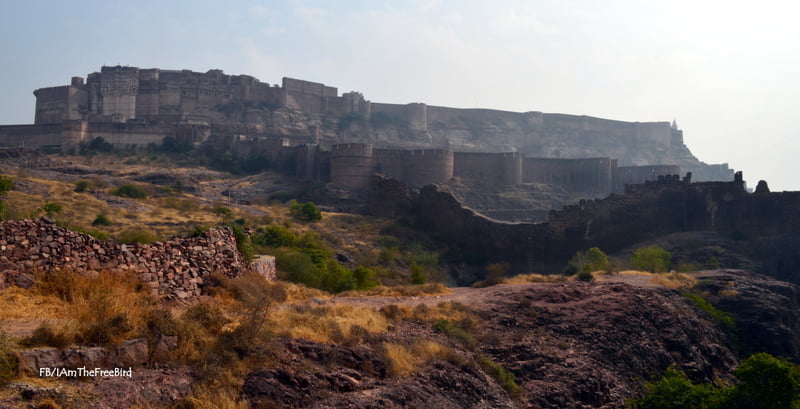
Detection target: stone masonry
<box><xmin>0</xmin><ymin>218</ymin><xmax>276</xmax><ymax>299</ymax></box>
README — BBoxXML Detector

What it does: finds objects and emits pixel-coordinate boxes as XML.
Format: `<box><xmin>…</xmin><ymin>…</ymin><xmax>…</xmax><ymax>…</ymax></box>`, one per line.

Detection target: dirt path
<box><xmin>325</xmin><ymin>273</ymin><xmax>664</xmax><ymax>311</ymax></box>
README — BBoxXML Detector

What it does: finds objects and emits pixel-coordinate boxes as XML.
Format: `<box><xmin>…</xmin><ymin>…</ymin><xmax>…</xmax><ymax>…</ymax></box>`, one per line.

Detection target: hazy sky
<box><xmin>2</xmin><ymin>1</ymin><xmax>798</xmax><ymax>190</ymax></box>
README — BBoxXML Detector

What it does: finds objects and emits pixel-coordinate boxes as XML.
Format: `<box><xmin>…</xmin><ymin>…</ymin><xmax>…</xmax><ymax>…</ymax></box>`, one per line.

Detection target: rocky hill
<box><xmin>3</xmin><ymin>270</ymin><xmax>797</xmax><ymax>409</ymax></box>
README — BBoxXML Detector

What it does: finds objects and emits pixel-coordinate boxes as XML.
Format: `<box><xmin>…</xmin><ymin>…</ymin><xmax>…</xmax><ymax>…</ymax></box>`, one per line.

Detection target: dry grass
<box><xmin>269</xmin><ymin>304</ymin><xmax>390</xmax><ymax>344</ymax></box>
<box><xmin>650</xmin><ymin>272</ymin><xmax>698</xmax><ymax>290</ymax></box>
<box><xmin>501</xmin><ymin>273</ymin><xmax>568</xmax><ymax>285</ymax></box>
<box><xmin>337</xmin><ymin>283</ymin><xmax>452</xmax><ymax>298</ymax></box>
<box><xmin>382</xmin><ymin>340</ymin><xmax>457</xmax><ymax>376</ymax></box>
<box><xmin>33</xmin><ymin>268</ymin><xmax>158</xmax><ymax>345</ymax></box>
<box><xmin>178</xmin><ymin>386</ymin><xmax>248</xmax><ymax>409</ymax></box>
<box><xmin>0</xmin><ymin>286</ymin><xmax>69</xmax><ymax>321</ymax></box>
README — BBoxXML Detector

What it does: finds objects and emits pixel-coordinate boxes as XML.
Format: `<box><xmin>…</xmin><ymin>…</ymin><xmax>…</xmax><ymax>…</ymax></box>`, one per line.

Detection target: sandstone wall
<box><xmin>613</xmin><ymin>164</ymin><xmax>681</xmax><ymax>193</ymax></box>
<box><xmin>524</xmin><ymin>157</ymin><xmax>613</xmax><ymax>193</ymax></box>
<box><xmin>374</xmin><ymin>148</ymin><xmax>453</xmax><ymax>187</ymax></box>
<box><xmin>0</xmin><ymin>219</ymin><xmax>276</xmax><ymax>299</ymax></box>
<box><xmin>454</xmin><ymin>152</ymin><xmax>523</xmax><ymax>186</ymax></box>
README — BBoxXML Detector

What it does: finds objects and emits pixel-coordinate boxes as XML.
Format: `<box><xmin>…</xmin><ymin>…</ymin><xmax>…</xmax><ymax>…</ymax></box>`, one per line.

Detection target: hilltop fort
<box><xmin>0</xmin><ymin>65</ymin><xmax>733</xmax><ymax>200</ymax></box>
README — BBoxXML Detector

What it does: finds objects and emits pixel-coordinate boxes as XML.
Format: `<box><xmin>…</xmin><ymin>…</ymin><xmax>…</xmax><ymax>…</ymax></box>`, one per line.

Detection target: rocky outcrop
<box><xmin>241</xmin><ymin>280</ymin><xmax>750</xmax><ymax>409</ymax></box>
<box><xmin>16</xmin><ymin>336</ymin><xmax>178</xmax><ymax>376</ymax></box>
<box><xmin>0</xmin><ymin>218</ymin><xmax>276</xmax><ymax>298</ymax></box>
<box><xmin>696</xmin><ymin>270</ymin><xmax>800</xmax><ymax>361</ymax></box>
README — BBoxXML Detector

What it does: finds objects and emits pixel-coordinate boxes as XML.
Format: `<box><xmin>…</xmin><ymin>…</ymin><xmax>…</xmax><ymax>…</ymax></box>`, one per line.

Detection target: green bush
<box><xmin>631</xmin><ymin>246</ymin><xmax>672</xmax><ymax>273</ymax></box>
<box><xmin>576</xmin><ymin>271</ymin><xmax>594</xmax><ymax>282</ymax></box>
<box><xmin>0</xmin><ymin>174</ymin><xmax>14</xmax><ymax>220</ymax></box>
<box><xmin>113</xmin><ymin>183</ymin><xmax>148</xmax><ymax>199</ymax></box>
<box><xmin>253</xmin><ymin>225</ymin><xmax>297</xmax><ymax>247</ymax></box>
<box><xmin>290</xmin><ymin>200</ymin><xmax>322</xmax><ymax>222</ymax></box>
<box><xmin>230</xmin><ymin>223</ymin><xmax>254</xmax><ymax>262</ymax></box>
<box><xmin>92</xmin><ymin>214</ymin><xmax>112</xmax><ymax>226</ymax></box>
<box><xmin>683</xmin><ymin>292</ymin><xmax>737</xmax><ymax>336</ymax></box>
<box><xmin>630</xmin><ymin>355</ymin><xmax>800</xmax><ymax>409</ymax></box>
<box><xmin>432</xmin><ymin>319</ymin><xmax>477</xmax><ymax>350</ymax></box>
<box><xmin>565</xmin><ymin>247</ymin><xmax>610</xmax><ymax>274</ymax></box>
<box><xmin>74</xmin><ymin>180</ymin><xmax>90</xmax><ymax>192</ymax></box>
<box><xmin>477</xmin><ymin>354</ymin><xmax>522</xmax><ymax>397</ymax></box>
<box><xmin>630</xmin><ymin>367</ymin><xmax>725</xmax><ymax>409</ymax></box>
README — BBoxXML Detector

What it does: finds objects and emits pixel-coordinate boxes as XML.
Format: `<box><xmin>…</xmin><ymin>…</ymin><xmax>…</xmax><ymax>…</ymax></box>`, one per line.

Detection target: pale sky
<box><xmin>2</xmin><ymin>0</ymin><xmax>799</xmax><ymax>190</ymax></box>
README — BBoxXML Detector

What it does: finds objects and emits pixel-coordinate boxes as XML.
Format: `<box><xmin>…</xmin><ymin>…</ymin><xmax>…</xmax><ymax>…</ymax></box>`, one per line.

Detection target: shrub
<box><xmin>683</xmin><ymin>292</ymin><xmax>736</xmax><ymax>336</ymax></box>
<box><xmin>0</xmin><ymin>330</ymin><xmax>17</xmax><ymax>386</ymax></box>
<box><xmin>42</xmin><ymin>202</ymin><xmax>62</xmax><ymax>217</ymax></box>
<box><xmin>117</xmin><ymin>226</ymin><xmax>159</xmax><ymax>244</ymax></box>
<box><xmin>566</xmin><ymin>247</ymin><xmax>610</xmax><ymax>274</ymax></box>
<box><xmin>630</xmin><ymin>367</ymin><xmax>725</xmax><ymax>409</ymax></box>
<box><xmin>576</xmin><ymin>271</ymin><xmax>594</xmax><ymax>282</ymax></box>
<box><xmin>20</xmin><ymin>323</ymin><xmax>70</xmax><ymax>349</ymax></box>
<box><xmin>113</xmin><ymin>183</ymin><xmax>148</xmax><ymax>199</ymax></box>
<box><xmin>432</xmin><ymin>319</ymin><xmax>477</xmax><ymax>350</ymax></box>
<box><xmin>410</xmin><ymin>263</ymin><xmax>428</xmax><ymax>285</ymax></box>
<box><xmin>229</xmin><ymin>224</ymin><xmax>254</xmax><ymax>261</ymax></box>
<box><xmin>290</xmin><ymin>200</ymin><xmax>322</xmax><ymax>222</ymax></box>
<box><xmin>74</xmin><ymin>180</ymin><xmax>90</xmax><ymax>192</ymax></box>
<box><xmin>631</xmin><ymin>246</ymin><xmax>672</xmax><ymax>273</ymax></box>
<box><xmin>477</xmin><ymin>354</ymin><xmax>522</xmax><ymax>397</ymax></box>
<box><xmin>92</xmin><ymin>213</ymin><xmax>112</xmax><ymax>226</ymax></box>
<box><xmin>252</xmin><ymin>225</ymin><xmax>297</xmax><ymax>247</ymax></box>
<box><xmin>352</xmin><ymin>266</ymin><xmax>379</xmax><ymax>290</ymax></box>
<box><xmin>0</xmin><ymin>174</ymin><xmax>14</xmax><ymax>220</ymax></box>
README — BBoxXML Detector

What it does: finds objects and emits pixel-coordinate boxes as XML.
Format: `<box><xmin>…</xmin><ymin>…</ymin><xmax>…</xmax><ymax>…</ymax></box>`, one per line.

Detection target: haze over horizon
<box><xmin>2</xmin><ymin>1</ymin><xmax>798</xmax><ymax>190</ymax></box>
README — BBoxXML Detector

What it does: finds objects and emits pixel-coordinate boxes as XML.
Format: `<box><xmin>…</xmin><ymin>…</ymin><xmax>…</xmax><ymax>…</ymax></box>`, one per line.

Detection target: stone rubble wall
<box><xmin>0</xmin><ymin>218</ymin><xmax>276</xmax><ymax>299</ymax></box>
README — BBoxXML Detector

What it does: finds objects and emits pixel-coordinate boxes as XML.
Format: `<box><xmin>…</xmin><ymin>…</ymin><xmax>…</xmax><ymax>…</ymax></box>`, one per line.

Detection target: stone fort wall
<box><xmin>0</xmin><ymin>219</ymin><xmax>276</xmax><ymax>299</ymax></box>
<box><xmin>330</xmin><ymin>143</ymin><xmax>677</xmax><ymax>194</ymax></box>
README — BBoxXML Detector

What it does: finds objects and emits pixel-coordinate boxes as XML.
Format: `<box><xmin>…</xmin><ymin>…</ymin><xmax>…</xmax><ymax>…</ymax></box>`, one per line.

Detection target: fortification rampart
<box><xmin>613</xmin><ymin>164</ymin><xmax>682</xmax><ymax>193</ymax></box>
<box><xmin>374</xmin><ymin>148</ymin><xmax>453</xmax><ymax>187</ymax></box>
<box><xmin>524</xmin><ymin>157</ymin><xmax>614</xmax><ymax>193</ymax></box>
<box><xmin>0</xmin><ymin>219</ymin><xmax>276</xmax><ymax>298</ymax></box>
<box><xmin>370</xmin><ymin>172</ymin><xmax>798</xmax><ymax>277</ymax></box>
<box><xmin>330</xmin><ymin>143</ymin><xmax>375</xmax><ymax>190</ymax></box>
<box><xmin>453</xmin><ymin>152</ymin><xmax>523</xmax><ymax>185</ymax></box>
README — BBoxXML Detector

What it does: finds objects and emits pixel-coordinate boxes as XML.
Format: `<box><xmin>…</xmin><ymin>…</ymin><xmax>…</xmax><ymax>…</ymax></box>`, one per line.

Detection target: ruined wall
<box><xmin>0</xmin><ymin>219</ymin><xmax>276</xmax><ymax>298</ymax></box>
<box><xmin>370</xmin><ymin>172</ymin><xmax>797</xmax><ymax>276</ymax></box>
<box><xmin>524</xmin><ymin>157</ymin><xmax>613</xmax><ymax>193</ymax></box>
<box><xmin>454</xmin><ymin>152</ymin><xmax>523</xmax><ymax>185</ymax></box>
<box><xmin>613</xmin><ymin>164</ymin><xmax>682</xmax><ymax>193</ymax></box>
<box><xmin>374</xmin><ymin>148</ymin><xmax>453</xmax><ymax>187</ymax></box>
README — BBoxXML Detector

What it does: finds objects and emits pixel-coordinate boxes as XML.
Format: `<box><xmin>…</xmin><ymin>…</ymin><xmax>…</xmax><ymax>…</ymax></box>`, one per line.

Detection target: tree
<box><xmin>631</xmin><ymin>246</ymin><xmax>672</xmax><ymax>273</ymax></box>
<box><xmin>290</xmin><ymin>200</ymin><xmax>322</xmax><ymax>222</ymax></box>
<box><xmin>732</xmin><ymin>352</ymin><xmax>800</xmax><ymax>409</ymax></box>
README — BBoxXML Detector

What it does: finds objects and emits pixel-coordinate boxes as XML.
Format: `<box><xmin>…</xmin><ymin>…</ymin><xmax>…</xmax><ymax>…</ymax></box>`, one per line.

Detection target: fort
<box><xmin>0</xmin><ymin>65</ymin><xmax>734</xmax><ymax>197</ymax></box>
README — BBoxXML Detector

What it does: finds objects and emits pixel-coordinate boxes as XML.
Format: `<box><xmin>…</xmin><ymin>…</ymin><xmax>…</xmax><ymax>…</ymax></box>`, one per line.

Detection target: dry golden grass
<box><xmin>337</xmin><ymin>283</ymin><xmax>451</xmax><ymax>298</ymax></box>
<box><xmin>501</xmin><ymin>273</ymin><xmax>568</xmax><ymax>285</ymax></box>
<box><xmin>178</xmin><ymin>386</ymin><xmax>248</xmax><ymax>409</ymax></box>
<box><xmin>0</xmin><ymin>286</ymin><xmax>69</xmax><ymax>321</ymax></box>
<box><xmin>33</xmin><ymin>269</ymin><xmax>158</xmax><ymax>345</ymax></box>
<box><xmin>383</xmin><ymin>340</ymin><xmax>458</xmax><ymax>376</ymax></box>
<box><xmin>650</xmin><ymin>272</ymin><xmax>698</xmax><ymax>290</ymax></box>
<box><xmin>269</xmin><ymin>304</ymin><xmax>389</xmax><ymax>344</ymax></box>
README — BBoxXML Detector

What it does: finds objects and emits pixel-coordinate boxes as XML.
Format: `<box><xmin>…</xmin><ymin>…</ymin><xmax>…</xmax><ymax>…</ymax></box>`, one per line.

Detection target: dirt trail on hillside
<box><xmin>326</xmin><ymin>273</ymin><xmax>662</xmax><ymax>311</ymax></box>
